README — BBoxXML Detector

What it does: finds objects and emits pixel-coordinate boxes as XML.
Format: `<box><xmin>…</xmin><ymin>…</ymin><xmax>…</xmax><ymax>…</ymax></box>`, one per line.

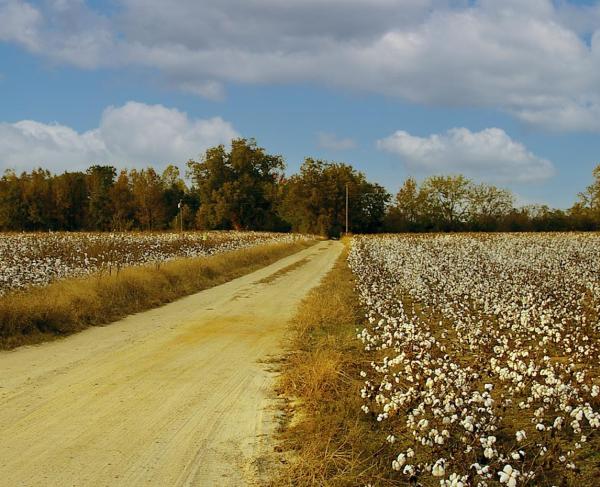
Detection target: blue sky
<box><xmin>1</xmin><ymin>0</ymin><xmax>600</xmax><ymax>208</ymax></box>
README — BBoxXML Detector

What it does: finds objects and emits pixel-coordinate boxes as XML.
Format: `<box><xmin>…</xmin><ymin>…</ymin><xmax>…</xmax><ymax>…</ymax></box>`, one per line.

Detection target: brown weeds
<box><xmin>0</xmin><ymin>240</ymin><xmax>314</xmax><ymax>349</ymax></box>
<box><xmin>273</xmin><ymin>245</ymin><xmax>402</xmax><ymax>486</ymax></box>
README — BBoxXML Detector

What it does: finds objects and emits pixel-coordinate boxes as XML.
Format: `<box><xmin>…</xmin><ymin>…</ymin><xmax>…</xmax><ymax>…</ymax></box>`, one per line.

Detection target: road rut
<box><xmin>0</xmin><ymin>240</ymin><xmax>343</xmax><ymax>486</ymax></box>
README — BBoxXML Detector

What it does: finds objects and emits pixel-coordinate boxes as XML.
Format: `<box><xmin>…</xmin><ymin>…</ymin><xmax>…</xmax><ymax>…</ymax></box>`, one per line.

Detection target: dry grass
<box><xmin>273</xmin><ymin>243</ymin><xmax>401</xmax><ymax>486</ymax></box>
<box><xmin>0</xmin><ymin>240</ymin><xmax>314</xmax><ymax>349</ymax></box>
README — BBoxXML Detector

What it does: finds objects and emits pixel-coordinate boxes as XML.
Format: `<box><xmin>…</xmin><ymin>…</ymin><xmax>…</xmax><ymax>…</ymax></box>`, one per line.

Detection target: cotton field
<box><xmin>348</xmin><ymin>234</ymin><xmax>600</xmax><ymax>486</ymax></box>
<box><xmin>0</xmin><ymin>231</ymin><xmax>306</xmax><ymax>296</ymax></box>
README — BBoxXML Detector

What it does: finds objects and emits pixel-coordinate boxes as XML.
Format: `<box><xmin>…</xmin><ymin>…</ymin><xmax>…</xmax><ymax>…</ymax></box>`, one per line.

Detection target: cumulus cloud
<box><xmin>0</xmin><ymin>0</ymin><xmax>41</xmax><ymax>50</ymax></box>
<box><xmin>317</xmin><ymin>132</ymin><xmax>357</xmax><ymax>151</ymax></box>
<box><xmin>3</xmin><ymin>0</ymin><xmax>600</xmax><ymax>131</ymax></box>
<box><xmin>377</xmin><ymin>127</ymin><xmax>555</xmax><ymax>183</ymax></box>
<box><xmin>0</xmin><ymin>0</ymin><xmax>115</xmax><ymax>68</ymax></box>
<box><xmin>0</xmin><ymin>101</ymin><xmax>238</xmax><ymax>171</ymax></box>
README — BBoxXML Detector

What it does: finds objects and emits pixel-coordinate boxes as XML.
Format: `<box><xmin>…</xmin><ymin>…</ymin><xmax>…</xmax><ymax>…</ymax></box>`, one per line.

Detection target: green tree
<box><xmin>468</xmin><ymin>183</ymin><xmax>514</xmax><ymax>231</ymax></box>
<box><xmin>279</xmin><ymin>158</ymin><xmax>389</xmax><ymax>236</ymax></box>
<box><xmin>420</xmin><ymin>175</ymin><xmax>472</xmax><ymax>231</ymax></box>
<box><xmin>187</xmin><ymin>138</ymin><xmax>285</xmax><ymax>230</ymax></box>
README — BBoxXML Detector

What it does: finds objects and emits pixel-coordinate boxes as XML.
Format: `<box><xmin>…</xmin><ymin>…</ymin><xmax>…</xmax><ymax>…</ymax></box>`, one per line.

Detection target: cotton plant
<box><xmin>0</xmin><ymin>231</ymin><xmax>310</xmax><ymax>295</ymax></box>
<box><xmin>348</xmin><ymin>234</ymin><xmax>600</xmax><ymax>485</ymax></box>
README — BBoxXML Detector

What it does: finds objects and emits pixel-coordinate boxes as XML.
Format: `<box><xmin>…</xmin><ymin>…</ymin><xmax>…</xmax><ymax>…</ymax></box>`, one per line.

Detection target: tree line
<box><xmin>1</xmin><ymin>138</ymin><xmax>599</xmax><ymax>235</ymax></box>
<box><xmin>384</xmin><ymin>174</ymin><xmax>600</xmax><ymax>232</ymax></box>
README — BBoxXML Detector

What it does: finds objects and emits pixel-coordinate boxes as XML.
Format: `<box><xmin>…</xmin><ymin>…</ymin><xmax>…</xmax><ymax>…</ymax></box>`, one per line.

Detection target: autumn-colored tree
<box><xmin>86</xmin><ymin>165</ymin><xmax>116</xmax><ymax>230</ymax></box>
<box><xmin>0</xmin><ymin>170</ymin><xmax>27</xmax><ymax>230</ymax></box>
<box><xmin>161</xmin><ymin>165</ymin><xmax>187</xmax><ymax>229</ymax></box>
<box><xmin>52</xmin><ymin>171</ymin><xmax>88</xmax><ymax>230</ymax></box>
<box><xmin>1</xmin><ymin>142</ymin><xmax>598</xmax><ymax>233</ymax></box>
<box><xmin>571</xmin><ymin>164</ymin><xmax>600</xmax><ymax>229</ymax></box>
<box><xmin>110</xmin><ymin>170</ymin><xmax>135</xmax><ymax>231</ymax></box>
<box><xmin>385</xmin><ymin>177</ymin><xmax>426</xmax><ymax>231</ymax></box>
<box><xmin>567</xmin><ymin>202</ymin><xmax>596</xmax><ymax>231</ymax></box>
<box><xmin>130</xmin><ymin>168</ymin><xmax>167</xmax><ymax>230</ymax></box>
<box><xmin>582</xmin><ymin>164</ymin><xmax>600</xmax><ymax>208</ymax></box>
<box><xmin>22</xmin><ymin>169</ymin><xmax>54</xmax><ymax>230</ymax></box>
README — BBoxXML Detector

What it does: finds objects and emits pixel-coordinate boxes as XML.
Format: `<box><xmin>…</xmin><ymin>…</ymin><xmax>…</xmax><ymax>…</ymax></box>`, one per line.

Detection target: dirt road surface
<box><xmin>0</xmin><ymin>240</ymin><xmax>342</xmax><ymax>487</ymax></box>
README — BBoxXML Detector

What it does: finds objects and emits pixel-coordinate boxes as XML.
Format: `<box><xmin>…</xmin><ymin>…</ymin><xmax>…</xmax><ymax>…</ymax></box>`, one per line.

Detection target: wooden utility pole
<box><xmin>345</xmin><ymin>183</ymin><xmax>349</xmax><ymax>235</ymax></box>
<box><xmin>178</xmin><ymin>200</ymin><xmax>183</xmax><ymax>233</ymax></box>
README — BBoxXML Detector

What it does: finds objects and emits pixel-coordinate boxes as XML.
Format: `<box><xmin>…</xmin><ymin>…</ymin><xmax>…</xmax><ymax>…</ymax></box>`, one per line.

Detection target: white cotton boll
<box><xmin>444</xmin><ymin>473</ymin><xmax>466</xmax><ymax>487</ymax></box>
<box><xmin>498</xmin><ymin>464</ymin><xmax>519</xmax><ymax>486</ymax></box>
<box><xmin>394</xmin><ymin>453</ymin><xmax>406</xmax><ymax>468</ymax></box>
<box><xmin>432</xmin><ymin>461</ymin><xmax>445</xmax><ymax>477</ymax></box>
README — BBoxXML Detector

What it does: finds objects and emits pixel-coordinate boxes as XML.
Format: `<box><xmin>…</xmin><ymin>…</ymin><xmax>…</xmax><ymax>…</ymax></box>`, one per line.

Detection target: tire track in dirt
<box><xmin>0</xmin><ymin>240</ymin><xmax>343</xmax><ymax>486</ymax></box>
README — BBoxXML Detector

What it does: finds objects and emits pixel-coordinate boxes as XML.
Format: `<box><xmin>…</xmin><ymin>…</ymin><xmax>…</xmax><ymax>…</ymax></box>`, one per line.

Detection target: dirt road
<box><xmin>0</xmin><ymin>240</ymin><xmax>342</xmax><ymax>487</ymax></box>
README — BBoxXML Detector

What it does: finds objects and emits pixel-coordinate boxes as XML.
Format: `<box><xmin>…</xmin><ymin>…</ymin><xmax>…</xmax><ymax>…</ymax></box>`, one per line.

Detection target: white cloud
<box><xmin>177</xmin><ymin>80</ymin><xmax>226</xmax><ymax>101</ymax></box>
<box><xmin>513</xmin><ymin>96</ymin><xmax>600</xmax><ymax>132</ymax></box>
<box><xmin>377</xmin><ymin>127</ymin><xmax>555</xmax><ymax>183</ymax></box>
<box><xmin>0</xmin><ymin>0</ymin><xmax>41</xmax><ymax>50</ymax></box>
<box><xmin>3</xmin><ymin>0</ymin><xmax>600</xmax><ymax>132</ymax></box>
<box><xmin>317</xmin><ymin>132</ymin><xmax>357</xmax><ymax>151</ymax></box>
<box><xmin>0</xmin><ymin>0</ymin><xmax>115</xmax><ymax>68</ymax></box>
<box><xmin>0</xmin><ymin>101</ymin><xmax>238</xmax><ymax>172</ymax></box>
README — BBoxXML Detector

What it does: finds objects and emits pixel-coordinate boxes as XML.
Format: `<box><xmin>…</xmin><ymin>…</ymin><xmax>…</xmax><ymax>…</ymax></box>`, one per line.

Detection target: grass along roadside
<box><xmin>272</xmin><ymin>243</ymin><xmax>400</xmax><ymax>486</ymax></box>
<box><xmin>0</xmin><ymin>239</ymin><xmax>315</xmax><ymax>350</ymax></box>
